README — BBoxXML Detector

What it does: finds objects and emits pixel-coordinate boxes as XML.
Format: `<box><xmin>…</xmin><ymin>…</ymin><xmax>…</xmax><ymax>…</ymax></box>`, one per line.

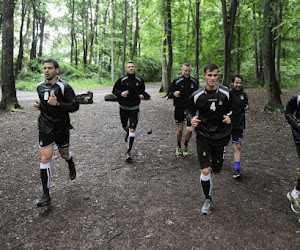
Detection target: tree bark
<box><xmin>276</xmin><ymin>1</ymin><xmax>282</xmax><ymax>91</ymax></box>
<box><xmin>15</xmin><ymin>0</ymin><xmax>27</xmax><ymax>77</ymax></box>
<box><xmin>221</xmin><ymin>0</ymin><xmax>238</xmax><ymax>87</ymax></box>
<box><xmin>262</xmin><ymin>0</ymin><xmax>283</xmax><ymax>112</ymax></box>
<box><xmin>130</xmin><ymin>0</ymin><xmax>139</xmax><ymax>61</ymax></box>
<box><xmin>194</xmin><ymin>0</ymin><xmax>200</xmax><ymax>80</ymax></box>
<box><xmin>1</xmin><ymin>0</ymin><xmax>20</xmax><ymax>110</ymax></box>
<box><xmin>160</xmin><ymin>0</ymin><xmax>173</xmax><ymax>92</ymax></box>
<box><xmin>110</xmin><ymin>0</ymin><xmax>116</xmax><ymax>83</ymax></box>
<box><xmin>121</xmin><ymin>0</ymin><xmax>128</xmax><ymax>75</ymax></box>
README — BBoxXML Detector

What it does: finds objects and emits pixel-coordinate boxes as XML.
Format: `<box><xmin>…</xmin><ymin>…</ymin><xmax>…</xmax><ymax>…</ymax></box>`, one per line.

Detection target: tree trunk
<box><xmin>194</xmin><ymin>0</ymin><xmax>200</xmax><ymax>80</ymax></box>
<box><xmin>252</xmin><ymin>3</ymin><xmax>260</xmax><ymax>84</ymax></box>
<box><xmin>121</xmin><ymin>0</ymin><xmax>128</xmax><ymax>75</ymax></box>
<box><xmin>221</xmin><ymin>0</ymin><xmax>238</xmax><ymax>87</ymax></box>
<box><xmin>110</xmin><ymin>0</ymin><xmax>116</xmax><ymax>83</ymax></box>
<box><xmin>15</xmin><ymin>0</ymin><xmax>26</xmax><ymax>77</ymax></box>
<box><xmin>130</xmin><ymin>0</ymin><xmax>139</xmax><ymax>61</ymax></box>
<box><xmin>38</xmin><ymin>16</ymin><xmax>45</xmax><ymax>57</ymax></box>
<box><xmin>276</xmin><ymin>1</ymin><xmax>282</xmax><ymax>91</ymax></box>
<box><xmin>236</xmin><ymin>25</ymin><xmax>241</xmax><ymax>74</ymax></box>
<box><xmin>262</xmin><ymin>0</ymin><xmax>283</xmax><ymax>112</ymax></box>
<box><xmin>70</xmin><ymin>0</ymin><xmax>75</xmax><ymax>64</ymax></box>
<box><xmin>1</xmin><ymin>0</ymin><xmax>20</xmax><ymax>110</ymax></box>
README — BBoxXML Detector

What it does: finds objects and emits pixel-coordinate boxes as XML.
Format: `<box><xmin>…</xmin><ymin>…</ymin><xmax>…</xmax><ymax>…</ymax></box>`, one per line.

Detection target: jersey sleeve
<box><xmin>284</xmin><ymin>95</ymin><xmax>300</xmax><ymax>129</ymax></box>
<box><xmin>112</xmin><ymin>78</ymin><xmax>123</xmax><ymax>98</ymax></box>
<box><xmin>60</xmin><ymin>84</ymin><xmax>79</xmax><ymax>113</ymax></box>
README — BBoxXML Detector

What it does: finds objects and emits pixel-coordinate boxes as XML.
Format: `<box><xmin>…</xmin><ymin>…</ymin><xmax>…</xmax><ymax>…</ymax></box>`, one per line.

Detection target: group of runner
<box><xmin>33</xmin><ymin>59</ymin><xmax>300</xmax><ymax>217</ymax></box>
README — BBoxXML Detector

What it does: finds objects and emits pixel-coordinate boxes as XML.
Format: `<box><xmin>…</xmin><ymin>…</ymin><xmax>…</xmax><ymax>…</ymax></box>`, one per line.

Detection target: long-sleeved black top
<box><xmin>230</xmin><ymin>87</ymin><xmax>249</xmax><ymax>130</ymax></box>
<box><xmin>167</xmin><ymin>75</ymin><xmax>199</xmax><ymax>108</ymax></box>
<box><xmin>284</xmin><ymin>92</ymin><xmax>300</xmax><ymax>143</ymax></box>
<box><xmin>185</xmin><ymin>85</ymin><xmax>235</xmax><ymax>140</ymax></box>
<box><xmin>112</xmin><ymin>74</ymin><xmax>145</xmax><ymax>109</ymax></box>
<box><xmin>36</xmin><ymin>78</ymin><xmax>79</xmax><ymax>134</ymax></box>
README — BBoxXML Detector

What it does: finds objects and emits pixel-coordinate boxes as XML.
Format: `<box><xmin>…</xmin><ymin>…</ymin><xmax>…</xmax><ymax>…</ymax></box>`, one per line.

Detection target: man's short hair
<box><xmin>204</xmin><ymin>63</ymin><xmax>218</xmax><ymax>73</ymax></box>
<box><xmin>126</xmin><ymin>61</ymin><xmax>134</xmax><ymax>66</ymax></box>
<box><xmin>231</xmin><ymin>74</ymin><xmax>243</xmax><ymax>83</ymax></box>
<box><xmin>182</xmin><ymin>63</ymin><xmax>191</xmax><ymax>68</ymax></box>
<box><xmin>43</xmin><ymin>59</ymin><xmax>59</xmax><ymax>68</ymax></box>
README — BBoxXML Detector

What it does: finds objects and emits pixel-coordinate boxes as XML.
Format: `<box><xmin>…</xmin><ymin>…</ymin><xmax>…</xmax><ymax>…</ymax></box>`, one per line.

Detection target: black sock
<box><xmin>184</xmin><ymin>140</ymin><xmax>189</xmax><ymax>147</ymax></box>
<box><xmin>40</xmin><ymin>169</ymin><xmax>50</xmax><ymax>196</ymax></box>
<box><xmin>177</xmin><ymin>141</ymin><xmax>181</xmax><ymax>147</ymax></box>
<box><xmin>66</xmin><ymin>157</ymin><xmax>74</xmax><ymax>167</ymax></box>
<box><xmin>201</xmin><ymin>180</ymin><xmax>211</xmax><ymax>200</ymax></box>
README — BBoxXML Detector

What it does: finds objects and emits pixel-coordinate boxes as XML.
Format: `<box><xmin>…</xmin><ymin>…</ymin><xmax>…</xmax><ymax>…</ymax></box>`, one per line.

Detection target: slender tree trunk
<box><xmin>1</xmin><ymin>0</ymin><xmax>20</xmax><ymax>110</ymax></box>
<box><xmin>130</xmin><ymin>0</ymin><xmax>139</xmax><ymax>61</ymax></box>
<box><xmin>89</xmin><ymin>0</ymin><xmax>94</xmax><ymax>64</ymax></box>
<box><xmin>276</xmin><ymin>1</ymin><xmax>282</xmax><ymax>91</ymax></box>
<box><xmin>38</xmin><ymin>16</ymin><xmax>45</xmax><ymax>57</ymax></box>
<box><xmin>252</xmin><ymin>3</ymin><xmax>260</xmax><ymax>84</ymax></box>
<box><xmin>194</xmin><ymin>0</ymin><xmax>200</xmax><ymax>80</ymax></box>
<box><xmin>221</xmin><ymin>0</ymin><xmax>238</xmax><ymax>87</ymax></box>
<box><xmin>70</xmin><ymin>0</ymin><xmax>75</xmax><ymax>64</ymax></box>
<box><xmin>110</xmin><ymin>0</ymin><xmax>116</xmax><ymax>82</ymax></box>
<box><xmin>262</xmin><ymin>0</ymin><xmax>282</xmax><ymax>112</ymax></box>
<box><xmin>121</xmin><ymin>0</ymin><xmax>128</xmax><ymax>75</ymax></box>
<box><xmin>15</xmin><ymin>0</ymin><xmax>26</xmax><ymax>77</ymax></box>
<box><xmin>30</xmin><ymin>14</ymin><xmax>37</xmax><ymax>61</ymax></box>
<box><xmin>160</xmin><ymin>0</ymin><xmax>173</xmax><ymax>92</ymax></box>
<box><xmin>236</xmin><ymin>25</ymin><xmax>241</xmax><ymax>74</ymax></box>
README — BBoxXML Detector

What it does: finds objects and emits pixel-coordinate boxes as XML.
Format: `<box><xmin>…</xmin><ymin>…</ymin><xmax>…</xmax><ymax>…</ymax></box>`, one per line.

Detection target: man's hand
<box><xmin>33</xmin><ymin>101</ymin><xmax>40</xmax><ymax>111</ymax></box>
<box><xmin>139</xmin><ymin>94</ymin><xmax>144</xmax><ymax>100</ymax></box>
<box><xmin>121</xmin><ymin>90</ymin><xmax>129</xmax><ymax>97</ymax></box>
<box><xmin>48</xmin><ymin>95</ymin><xmax>58</xmax><ymax>106</ymax></box>
<box><xmin>223</xmin><ymin>115</ymin><xmax>231</xmax><ymax>124</ymax></box>
<box><xmin>191</xmin><ymin>116</ymin><xmax>201</xmax><ymax>127</ymax></box>
<box><xmin>244</xmin><ymin>104</ymin><xmax>250</xmax><ymax>112</ymax></box>
<box><xmin>174</xmin><ymin>91</ymin><xmax>180</xmax><ymax>97</ymax></box>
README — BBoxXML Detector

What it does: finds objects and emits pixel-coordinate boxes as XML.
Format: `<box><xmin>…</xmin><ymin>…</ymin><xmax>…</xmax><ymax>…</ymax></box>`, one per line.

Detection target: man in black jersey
<box><xmin>167</xmin><ymin>63</ymin><xmax>199</xmax><ymax>157</ymax></box>
<box><xmin>33</xmin><ymin>59</ymin><xmax>79</xmax><ymax>207</ymax></box>
<box><xmin>112</xmin><ymin>62</ymin><xmax>145</xmax><ymax>162</ymax></box>
<box><xmin>230</xmin><ymin>74</ymin><xmax>249</xmax><ymax>179</ymax></box>
<box><xmin>185</xmin><ymin>63</ymin><xmax>234</xmax><ymax>215</ymax></box>
<box><xmin>284</xmin><ymin>92</ymin><xmax>300</xmax><ymax>214</ymax></box>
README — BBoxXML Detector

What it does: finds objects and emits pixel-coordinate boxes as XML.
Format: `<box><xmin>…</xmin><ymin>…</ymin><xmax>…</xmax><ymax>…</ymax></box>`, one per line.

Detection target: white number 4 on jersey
<box><xmin>210</xmin><ymin>102</ymin><xmax>216</xmax><ymax>111</ymax></box>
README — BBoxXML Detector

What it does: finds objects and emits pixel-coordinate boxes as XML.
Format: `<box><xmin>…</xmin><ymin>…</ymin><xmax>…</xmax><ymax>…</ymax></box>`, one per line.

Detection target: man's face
<box><xmin>43</xmin><ymin>63</ymin><xmax>59</xmax><ymax>83</ymax></box>
<box><xmin>232</xmin><ymin>77</ymin><xmax>243</xmax><ymax>90</ymax></box>
<box><xmin>126</xmin><ymin>63</ymin><xmax>135</xmax><ymax>74</ymax></box>
<box><xmin>181</xmin><ymin>66</ymin><xmax>191</xmax><ymax>78</ymax></box>
<box><xmin>203</xmin><ymin>69</ymin><xmax>219</xmax><ymax>90</ymax></box>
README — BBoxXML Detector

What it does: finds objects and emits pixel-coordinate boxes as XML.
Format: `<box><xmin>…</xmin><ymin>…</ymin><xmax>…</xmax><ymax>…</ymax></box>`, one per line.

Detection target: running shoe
<box><xmin>175</xmin><ymin>146</ymin><xmax>182</xmax><ymax>156</ymax></box>
<box><xmin>68</xmin><ymin>161</ymin><xmax>76</xmax><ymax>180</ymax></box>
<box><xmin>233</xmin><ymin>170</ymin><xmax>242</xmax><ymax>179</ymax></box>
<box><xmin>287</xmin><ymin>192</ymin><xmax>300</xmax><ymax>214</ymax></box>
<box><xmin>125</xmin><ymin>152</ymin><xmax>132</xmax><ymax>162</ymax></box>
<box><xmin>201</xmin><ymin>199</ymin><xmax>213</xmax><ymax>214</ymax></box>
<box><xmin>182</xmin><ymin>143</ymin><xmax>189</xmax><ymax>157</ymax></box>
<box><xmin>37</xmin><ymin>194</ymin><xmax>51</xmax><ymax>207</ymax></box>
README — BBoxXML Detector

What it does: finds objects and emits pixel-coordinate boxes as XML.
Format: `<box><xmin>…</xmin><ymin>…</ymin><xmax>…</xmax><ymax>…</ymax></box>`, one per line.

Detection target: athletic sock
<box><xmin>40</xmin><ymin>162</ymin><xmax>51</xmax><ymax>196</ymax></box>
<box><xmin>184</xmin><ymin>140</ymin><xmax>189</xmax><ymax>147</ymax></box>
<box><xmin>292</xmin><ymin>188</ymin><xmax>300</xmax><ymax>198</ymax></box>
<box><xmin>177</xmin><ymin>141</ymin><xmax>181</xmax><ymax>148</ymax></box>
<box><xmin>127</xmin><ymin>132</ymin><xmax>135</xmax><ymax>152</ymax></box>
<box><xmin>200</xmin><ymin>173</ymin><xmax>212</xmax><ymax>200</ymax></box>
<box><xmin>234</xmin><ymin>161</ymin><xmax>240</xmax><ymax>172</ymax></box>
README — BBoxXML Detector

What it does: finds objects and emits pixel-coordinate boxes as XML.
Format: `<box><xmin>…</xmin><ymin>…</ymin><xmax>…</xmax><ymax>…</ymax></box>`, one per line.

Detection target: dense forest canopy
<box><xmin>1</xmin><ymin>0</ymin><xmax>300</xmax><ymax>89</ymax></box>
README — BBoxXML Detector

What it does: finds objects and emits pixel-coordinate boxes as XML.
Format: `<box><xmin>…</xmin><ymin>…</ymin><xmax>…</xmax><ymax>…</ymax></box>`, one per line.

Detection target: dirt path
<box><xmin>0</xmin><ymin>85</ymin><xmax>300</xmax><ymax>249</ymax></box>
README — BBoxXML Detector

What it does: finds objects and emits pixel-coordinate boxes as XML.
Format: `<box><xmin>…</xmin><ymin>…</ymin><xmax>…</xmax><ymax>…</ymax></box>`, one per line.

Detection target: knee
<box><xmin>187</xmin><ymin>126</ymin><xmax>193</xmax><ymax>133</ymax></box>
<box><xmin>178</xmin><ymin>126</ymin><xmax>183</xmax><ymax>133</ymax></box>
<box><xmin>40</xmin><ymin>155</ymin><xmax>51</xmax><ymax>163</ymax></box>
<box><xmin>59</xmin><ymin>151</ymin><xmax>69</xmax><ymax>159</ymax></box>
<box><xmin>234</xmin><ymin>143</ymin><xmax>241</xmax><ymax>151</ymax></box>
<box><xmin>201</xmin><ymin>167</ymin><xmax>211</xmax><ymax>176</ymax></box>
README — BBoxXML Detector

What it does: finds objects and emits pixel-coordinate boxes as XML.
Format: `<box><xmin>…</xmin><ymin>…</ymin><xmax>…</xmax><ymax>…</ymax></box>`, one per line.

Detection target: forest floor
<box><xmin>0</xmin><ymin>84</ymin><xmax>300</xmax><ymax>249</ymax></box>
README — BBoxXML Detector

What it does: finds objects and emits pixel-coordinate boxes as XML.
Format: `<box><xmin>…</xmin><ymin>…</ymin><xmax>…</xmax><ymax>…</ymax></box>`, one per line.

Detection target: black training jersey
<box><xmin>186</xmin><ymin>85</ymin><xmax>234</xmax><ymax>140</ymax></box>
<box><xmin>230</xmin><ymin>87</ymin><xmax>249</xmax><ymax>130</ymax></box>
<box><xmin>112</xmin><ymin>74</ymin><xmax>145</xmax><ymax>109</ymax></box>
<box><xmin>167</xmin><ymin>76</ymin><xmax>199</xmax><ymax>108</ymax></box>
<box><xmin>36</xmin><ymin>78</ymin><xmax>79</xmax><ymax>134</ymax></box>
<box><xmin>284</xmin><ymin>92</ymin><xmax>300</xmax><ymax>143</ymax></box>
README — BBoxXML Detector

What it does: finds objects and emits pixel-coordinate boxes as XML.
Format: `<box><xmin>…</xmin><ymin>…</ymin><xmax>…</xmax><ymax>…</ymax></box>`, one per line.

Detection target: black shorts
<box><xmin>231</xmin><ymin>129</ymin><xmax>243</xmax><ymax>144</ymax></box>
<box><xmin>39</xmin><ymin>131</ymin><xmax>70</xmax><ymax>149</ymax></box>
<box><xmin>174</xmin><ymin>107</ymin><xmax>191</xmax><ymax>127</ymax></box>
<box><xmin>196</xmin><ymin>134</ymin><xmax>230</xmax><ymax>173</ymax></box>
<box><xmin>120</xmin><ymin>108</ymin><xmax>139</xmax><ymax>130</ymax></box>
